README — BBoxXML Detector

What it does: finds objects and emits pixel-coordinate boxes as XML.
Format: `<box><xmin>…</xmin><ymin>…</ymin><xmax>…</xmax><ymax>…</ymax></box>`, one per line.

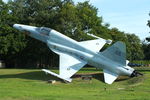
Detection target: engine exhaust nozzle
<box><xmin>130</xmin><ymin>70</ymin><xmax>143</xmax><ymax>77</ymax></box>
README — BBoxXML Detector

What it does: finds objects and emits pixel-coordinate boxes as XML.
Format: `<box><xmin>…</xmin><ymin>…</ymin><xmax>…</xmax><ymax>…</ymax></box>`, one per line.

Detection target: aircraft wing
<box><xmin>79</xmin><ymin>39</ymin><xmax>106</xmax><ymax>52</ymax></box>
<box><xmin>59</xmin><ymin>53</ymin><xmax>87</xmax><ymax>78</ymax></box>
<box><xmin>47</xmin><ymin>41</ymin><xmax>87</xmax><ymax>80</ymax></box>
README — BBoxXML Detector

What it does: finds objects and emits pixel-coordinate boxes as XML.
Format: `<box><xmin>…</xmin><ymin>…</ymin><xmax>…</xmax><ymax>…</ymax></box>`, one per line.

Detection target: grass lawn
<box><xmin>0</xmin><ymin>68</ymin><xmax>150</xmax><ymax>100</ymax></box>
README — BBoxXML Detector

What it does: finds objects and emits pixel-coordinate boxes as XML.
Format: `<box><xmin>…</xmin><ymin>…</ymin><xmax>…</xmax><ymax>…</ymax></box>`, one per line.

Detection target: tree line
<box><xmin>0</xmin><ymin>0</ymin><xmax>148</xmax><ymax>68</ymax></box>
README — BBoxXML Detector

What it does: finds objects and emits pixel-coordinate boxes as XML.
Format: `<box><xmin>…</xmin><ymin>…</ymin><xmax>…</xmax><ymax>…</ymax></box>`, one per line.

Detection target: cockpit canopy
<box><xmin>36</xmin><ymin>27</ymin><xmax>51</xmax><ymax>36</ymax></box>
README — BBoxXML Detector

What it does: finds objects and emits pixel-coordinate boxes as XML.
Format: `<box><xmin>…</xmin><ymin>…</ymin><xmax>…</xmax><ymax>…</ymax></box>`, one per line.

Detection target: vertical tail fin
<box><xmin>101</xmin><ymin>41</ymin><xmax>126</xmax><ymax>66</ymax></box>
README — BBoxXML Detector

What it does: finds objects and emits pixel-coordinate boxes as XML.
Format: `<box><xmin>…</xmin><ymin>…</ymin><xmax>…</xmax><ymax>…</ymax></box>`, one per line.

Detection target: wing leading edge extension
<box><xmin>79</xmin><ymin>39</ymin><xmax>106</xmax><ymax>52</ymax></box>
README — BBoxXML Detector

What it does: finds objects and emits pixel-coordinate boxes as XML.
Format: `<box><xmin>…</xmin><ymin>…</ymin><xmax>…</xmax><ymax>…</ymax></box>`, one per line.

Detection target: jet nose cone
<box><xmin>13</xmin><ymin>24</ymin><xmax>17</xmax><ymax>28</ymax></box>
<box><xmin>13</xmin><ymin>24</ymin><xmax>23</xmax><ymax>31</ymax></box>
<box><xmin>13</xmin><ymin>24</ymin><xmax>19</xmax><ymax>28</ymax></box>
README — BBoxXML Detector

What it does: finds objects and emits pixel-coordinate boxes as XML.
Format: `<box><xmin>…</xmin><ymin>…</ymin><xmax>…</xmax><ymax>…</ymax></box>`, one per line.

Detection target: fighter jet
<box><xmin>13</xmin><ymin>24</ymin><xmax>142</xmax><ymax>84</ymax></box>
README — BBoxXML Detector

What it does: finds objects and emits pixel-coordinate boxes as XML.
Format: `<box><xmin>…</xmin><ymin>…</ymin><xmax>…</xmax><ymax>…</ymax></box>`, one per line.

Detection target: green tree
<box><xmin>109</xmin><ymin>28</ymin><xmax>144</xmax><ymax>61</ymax></box>
<box><xmin>142</xmin><ymin>13</ymin><xmax>150</xmax><ymax>60</ymax></box>
<box><xmin>1</xmin><ymin>0</ymin><xmax>144</xmax><ymax>68</ymax></box>
<box><xmin>146</xmin><ymin>13</ymin><xmax>150</xmax><ymax>41</ymax></box>
<box><xmin>147</xmin><ymin>13</ymin><xmax>150</xmax><ymax>29</ymax></box>
<box><xmin>126</xmin><ymin>34</ymin><xmax>144</xmax><ymax>60</ymax></box>
<box><xmin>8</xmin><ymin>0</ymin><xmax>63</xmax><ymax>68</ymax></box>
<box><xmin>7</xmin><ymin>0</ymin><xmax>108</xmax><ymax>68</ymax></box>
<box><xmin>142</xmin><ymin>43</ymin><xmax>150</xmax><ymax>60</ymax></box>
<box><xmin>0</xmin><ymin>0</ymin><xmax>26</xmax><ymax>67</ymax></box>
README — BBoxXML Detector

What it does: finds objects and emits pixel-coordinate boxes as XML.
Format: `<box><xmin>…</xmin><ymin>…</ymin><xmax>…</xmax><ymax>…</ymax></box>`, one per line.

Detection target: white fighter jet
<box><xmin>13</xmin><ymin>24</ymin><xmax>142</xmax><ymax>84</ymax></box>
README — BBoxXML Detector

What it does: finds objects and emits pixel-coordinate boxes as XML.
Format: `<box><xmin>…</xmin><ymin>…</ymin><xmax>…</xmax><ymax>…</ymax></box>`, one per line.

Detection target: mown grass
<box><xmin>0</xmin><ymin>68</ymin><xmax>150</xmax><ymax>100</ymax></box>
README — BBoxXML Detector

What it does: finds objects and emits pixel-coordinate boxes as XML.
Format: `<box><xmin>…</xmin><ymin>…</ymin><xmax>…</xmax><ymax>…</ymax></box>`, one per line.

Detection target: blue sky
<box><xmin>3</xmin><ymin>0</ymin><xmax>150</xmax><ymax>40</ymax></box>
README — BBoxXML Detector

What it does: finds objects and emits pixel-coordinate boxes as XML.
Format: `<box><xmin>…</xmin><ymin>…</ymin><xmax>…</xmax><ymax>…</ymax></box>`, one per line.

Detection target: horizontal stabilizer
<box><xmin>79</xmin><ymin>39</ymin><xmax>106</xmax><ymax>52</ymax></box>
<box><xmin>42</xmin><ymin>69</ymin><xmax>72</xmax><ymax>82</ymax></box>
<box><xmin>126</xmin><ymin>60</ymin><xmax>129</xmax><ymax>66</ymax></box>
<box><xmin>103</xmin><ymin>70</ymin><xmax>118</xmax><ymax>84</ymax></box>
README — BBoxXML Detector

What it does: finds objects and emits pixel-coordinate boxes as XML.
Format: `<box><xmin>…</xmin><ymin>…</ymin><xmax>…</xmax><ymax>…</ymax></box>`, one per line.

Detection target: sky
<box><xmin>3</xmin><ymin>0</ymin><xmax>150</xmax><ymax>40</ymax></box>
<box><xmin>74</xmin><ymin>0</ymin><xmax>150</xmax><ymax>40</ymax></box>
